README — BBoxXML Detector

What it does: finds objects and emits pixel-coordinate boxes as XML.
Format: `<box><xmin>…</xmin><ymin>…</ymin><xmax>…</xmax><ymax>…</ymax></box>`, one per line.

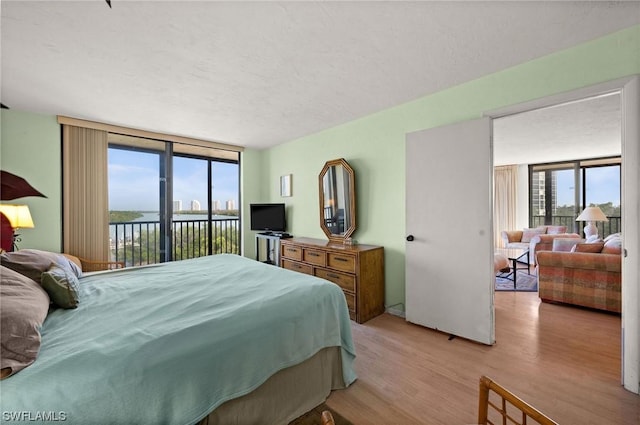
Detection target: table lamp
<box><xmin>576</xmin><ymin>206</ymin><xmax>608</xmax><ymax>239</ymax></box>
<box><xmin>0</xmin><ymin>204</ymin><xmax>35</xmax><ymax>250</ymax></box>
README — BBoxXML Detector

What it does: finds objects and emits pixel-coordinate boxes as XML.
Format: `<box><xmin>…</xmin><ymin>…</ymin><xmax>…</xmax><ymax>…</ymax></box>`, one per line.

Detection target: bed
<box><xmin>0</xmin><ymin>252</ymin><xmax>356</xmax><ymax>425</ymax></box>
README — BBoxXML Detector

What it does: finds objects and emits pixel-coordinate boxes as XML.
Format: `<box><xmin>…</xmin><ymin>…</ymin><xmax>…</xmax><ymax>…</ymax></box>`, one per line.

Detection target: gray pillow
<box><xmin>40</xmin><ymin>262</ymin><xmax>80</xmax><ymax>309</ymax></box>
<box><xmin>0</xmin><ymin>249</ymin><xmax>82</xmax><ymax>283</ymax></box>
<box><xmin>1</xmin><ymin>265</ymin><xmax>50</xmax><ymax>379</ymax></box>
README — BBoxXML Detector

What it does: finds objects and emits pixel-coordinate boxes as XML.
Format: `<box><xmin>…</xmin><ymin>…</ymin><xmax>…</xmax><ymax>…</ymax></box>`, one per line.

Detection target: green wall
<box><xmin>262</xmin><ymin>25</ymin><xmax>640</xmax><ymax>313</ymax></box>
<box><xmin>240</xmin><ymin>147</ymin><xmax>265</xmax><ymax>260</ymax></box>
<box><xmin>1</xmin><ymin>110</ymin><xmax>61</xmax><ymax>252</ymax></box>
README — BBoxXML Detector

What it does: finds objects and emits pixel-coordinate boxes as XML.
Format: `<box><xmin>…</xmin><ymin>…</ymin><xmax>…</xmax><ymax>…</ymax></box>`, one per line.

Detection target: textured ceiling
<box><xmin>493</xmin><ymin>93</ymin><xmax>621</xmax><ymax>166</ymax></box>
<box><xmin>1</xmin><ymin>1</ymin><xmax>639</xmax><ymax>151</ymax></box>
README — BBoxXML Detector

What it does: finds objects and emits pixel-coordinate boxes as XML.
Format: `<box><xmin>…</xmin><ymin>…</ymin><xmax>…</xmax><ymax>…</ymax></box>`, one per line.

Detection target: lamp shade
<box><xmin>576</xmin><ymin>206</ymin><xmax>609</xmax><ymax>222</ymax></box>
<box><xmin>0</xmin><ymin>204</ymin><xmax>35</xmax><ymax>229</ymax></box>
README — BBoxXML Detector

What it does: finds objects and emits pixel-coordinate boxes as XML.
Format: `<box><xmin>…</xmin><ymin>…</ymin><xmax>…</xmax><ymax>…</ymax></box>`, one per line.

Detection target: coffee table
<box><xmin>495</xmin><ymin>248</ymin><xmax>530</xmax><ymax>289</ymax></box>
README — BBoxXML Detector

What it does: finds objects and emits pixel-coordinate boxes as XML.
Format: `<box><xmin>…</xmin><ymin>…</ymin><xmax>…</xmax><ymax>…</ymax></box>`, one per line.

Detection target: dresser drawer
<box><xmin>282</xmin><ymin>259</ymin><xmax>313</xmax><ymax>275</ymax></box>
<box><xmin>303</xmin><ymin>248</ymin><xmax>326</xmax><ymax>266</ymax></box>
<box><xmin>281</xmin><ymin>245</ymin><xmax>303</xmax><ymax>261</ymax></box>
<box><xmin>344</xmin><ymin>292</ymin><xmax>355</xmax><ymax>313</ymax></box>
<box><xmin>315</xmin><ymin>268</ymin><xmax>355</xmax><ymax>292</ymax></box>
<box><xmin>327</xmin><ymin>252</ymin><xmax>356</xmax><ymax>273</ymax></box>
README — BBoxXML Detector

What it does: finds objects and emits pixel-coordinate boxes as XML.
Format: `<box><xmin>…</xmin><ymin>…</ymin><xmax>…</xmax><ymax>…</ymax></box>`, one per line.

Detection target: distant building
<box><xmin>226</xmin><ymin>200</ymin><xmax>235</xmax><ymax>210</ymax></box>
<box><xmin>531</xmin><ymin>171</ymin><xmax>558</xmax><ymax>216</ymax></box>
<box><xmin>213</xmin><ymin>200</ymin><xmax>221</xmax><ymax>211</ymax></box>
<box><xmin>191</xmin><ymin>200</ymin><xmax>201</xmax><ymax>211</ymax></box>
<box><xmin>173</xmin><ymin>200</ymin><xmax>182</xmax><ymax>212</ymax></box>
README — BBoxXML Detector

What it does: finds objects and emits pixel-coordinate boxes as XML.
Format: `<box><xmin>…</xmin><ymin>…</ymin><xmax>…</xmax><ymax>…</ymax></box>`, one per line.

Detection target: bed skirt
<box><xmin>197</xmin><ymin>346</ymin><xmax>347</xmax><ymax>425</ymax></box>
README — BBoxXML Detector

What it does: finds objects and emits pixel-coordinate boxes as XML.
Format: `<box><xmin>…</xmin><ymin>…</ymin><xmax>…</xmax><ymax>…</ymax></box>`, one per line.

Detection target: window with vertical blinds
<box><xmin>58</xmin><ymin>116</ymin><xmax>242</xmax><ymax>264</ymax></box>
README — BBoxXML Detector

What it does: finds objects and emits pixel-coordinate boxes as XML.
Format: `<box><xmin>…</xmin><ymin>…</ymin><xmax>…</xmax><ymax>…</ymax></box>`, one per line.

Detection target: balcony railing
<box><xmin>531</xmin><ymin>215</ymin><xmax>621</xmax><ymax>239</ymax></box>
<box><xmin>110</xmin><ymin>217</ymin><xmax>240</xmax><ymax>267</ymax></box>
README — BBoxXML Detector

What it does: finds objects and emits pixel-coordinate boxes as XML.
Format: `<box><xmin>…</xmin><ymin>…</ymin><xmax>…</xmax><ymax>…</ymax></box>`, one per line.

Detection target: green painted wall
<box><xmin>240</xmin><ymin>147</ymin><xmax>265</xmax><ymax>260</ymax></box>
<box><xmin>0</xmin><ymin>110</ymin><xmax>62</xmax><ymax>252</ymax></box>
<box><xmin>263</xmin><ymin>25</ymin><xmax>640</xmax><ymax>313</ymax></box>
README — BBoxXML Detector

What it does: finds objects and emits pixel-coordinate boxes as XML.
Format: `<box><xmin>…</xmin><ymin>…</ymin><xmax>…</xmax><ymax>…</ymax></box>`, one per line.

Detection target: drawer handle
<box><xmin>308</xmin><ymin>252</ymin><xmax>321</xmax><ymax>257</ymax></box>
<box><xmin>327</xmin><ymin>273</ymin><xmax>341</xmax><ymax>279</ymax></box>
<box><xmin>286</xmin><ymin>248</ymin><xmax>298</xmax><ymax>253</ymax></box>
<box><xmin>334</xmin><ymin>257</ymin><xmax>349</xmax><ymax>262</ymax></box>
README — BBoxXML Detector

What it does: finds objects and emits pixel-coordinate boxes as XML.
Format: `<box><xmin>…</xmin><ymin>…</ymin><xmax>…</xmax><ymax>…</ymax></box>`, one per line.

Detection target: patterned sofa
<box><xmin>536</xmin><ymin>233</ymin><xmax>622</xmax><ymax>313</ymax></box>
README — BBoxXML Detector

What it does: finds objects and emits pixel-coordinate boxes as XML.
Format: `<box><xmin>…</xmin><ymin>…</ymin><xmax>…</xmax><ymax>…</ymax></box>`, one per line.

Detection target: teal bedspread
<box><xmin>0</xmin><ymin>254</ymin><xmax>356</xmax><ymax>424</ymax></box>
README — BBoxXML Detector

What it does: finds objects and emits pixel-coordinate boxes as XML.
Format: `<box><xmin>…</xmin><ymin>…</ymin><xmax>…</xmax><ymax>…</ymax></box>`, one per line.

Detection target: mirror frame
<box><xmin>318</xmin><ymin>158</ymin><xmax>356</xmax><ymax>242</ymax></box>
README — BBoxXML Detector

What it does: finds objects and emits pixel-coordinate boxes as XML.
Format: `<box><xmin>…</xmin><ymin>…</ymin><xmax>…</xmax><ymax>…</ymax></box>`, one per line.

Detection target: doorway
<box><xmin>487</xmin><ymin>76</ymin><xmax>639</xmax><ymax>394</ymax></box>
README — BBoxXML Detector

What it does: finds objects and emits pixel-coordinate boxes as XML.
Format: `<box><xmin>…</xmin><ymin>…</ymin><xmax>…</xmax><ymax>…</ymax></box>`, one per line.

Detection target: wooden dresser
<box><xmin>280</xmin><ymin>237</ymin><xmax>384</xmax><ymax>324</ymax></box>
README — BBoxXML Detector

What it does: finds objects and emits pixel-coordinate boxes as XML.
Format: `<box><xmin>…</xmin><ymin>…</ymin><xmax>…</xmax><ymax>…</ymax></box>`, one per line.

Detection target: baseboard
<box><xmin>386</xmin><ymin>307</ymin><xmax>406</xmax><ymax>318</ymax></box>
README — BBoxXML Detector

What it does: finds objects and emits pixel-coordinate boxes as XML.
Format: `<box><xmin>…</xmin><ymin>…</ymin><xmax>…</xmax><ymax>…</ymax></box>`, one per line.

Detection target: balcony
<box><xmin>110</xmin><ymin>217</ymin><xmax>240</xmax><ymax>267</ymax></box>
<box><xmin>531</xmin><ymin>215</ymin><xmax>621</xmax><ymax>239</ymax></box>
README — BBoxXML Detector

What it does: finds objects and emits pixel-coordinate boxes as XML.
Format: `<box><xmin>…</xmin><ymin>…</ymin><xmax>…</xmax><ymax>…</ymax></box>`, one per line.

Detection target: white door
<box><xmin>621</xmin><ymin>76</ymin><xmax>640</xmax><ymax>394</ymax></box>
<box><xmin>406</xmin><ymin>117</ymin><xmax>494</xmax><ymax>345</ymax></box>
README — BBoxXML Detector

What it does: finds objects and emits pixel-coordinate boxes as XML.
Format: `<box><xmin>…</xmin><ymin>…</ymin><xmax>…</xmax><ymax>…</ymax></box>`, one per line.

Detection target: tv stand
<box><xmin>255</xmin><ymin>233</ymin><xmax>281</xmax><ymax>265</ymax></box>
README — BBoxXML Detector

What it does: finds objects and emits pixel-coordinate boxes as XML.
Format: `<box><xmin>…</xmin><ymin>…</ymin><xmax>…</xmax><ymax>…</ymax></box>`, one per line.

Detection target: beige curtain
<box><xmin>62</xmin><ymin>125</ymin><xmax>110</xmax><ymax>261</ymax></box>
<box><xmin>494</xmin><ymin>165</ymin><xmax>518</xmax><ymax>248</ymax></box>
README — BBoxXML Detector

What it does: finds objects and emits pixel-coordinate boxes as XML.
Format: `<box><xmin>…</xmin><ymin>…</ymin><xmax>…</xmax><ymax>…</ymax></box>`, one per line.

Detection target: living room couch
<box><xmin>536</xmin><ymin>233</ymin><xmax>622</xmax><ymax>313</ymax></box>
<box><xmin>500</xmin><ymin>225</ymin><xmax>579</xmax><ymax>265</ymax></box>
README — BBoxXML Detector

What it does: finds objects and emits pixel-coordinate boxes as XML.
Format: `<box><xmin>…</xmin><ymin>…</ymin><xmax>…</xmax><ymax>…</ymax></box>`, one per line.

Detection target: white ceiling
<box><xmin>493</xmin><ymin>92</ymin><xmax>622</xmax><ymax>166</ymax></box>
<box><xmin>2</xmin><ymin>1</ymin><xmax>639</xmax><ymax>156</ymax></box>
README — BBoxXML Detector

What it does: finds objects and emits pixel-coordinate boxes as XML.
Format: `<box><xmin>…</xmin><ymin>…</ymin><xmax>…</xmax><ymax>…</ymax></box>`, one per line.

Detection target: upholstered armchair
<box><xmin>500</xmin><ymin>225</ymin><xmax>572</xmax><ymax>264</ymax></box>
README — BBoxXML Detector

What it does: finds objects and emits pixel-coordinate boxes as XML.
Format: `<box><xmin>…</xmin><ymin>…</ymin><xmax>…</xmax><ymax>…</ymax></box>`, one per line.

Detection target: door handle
<box><xmin>406</xmin><ymin>235</ymin><xmax>415</xmax><ymax>241</ymax></box>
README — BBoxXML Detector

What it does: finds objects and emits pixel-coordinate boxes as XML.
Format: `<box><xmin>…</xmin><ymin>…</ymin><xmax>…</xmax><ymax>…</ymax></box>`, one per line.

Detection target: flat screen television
<box><xmin>250</xmin><ymin>203</ymin><xmax>286</xmax><ymax>232</ymax></box>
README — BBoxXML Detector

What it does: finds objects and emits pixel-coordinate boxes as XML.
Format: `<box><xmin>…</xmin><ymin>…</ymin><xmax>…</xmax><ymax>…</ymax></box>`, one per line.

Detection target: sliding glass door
<box><xmin>172</xmin><ymin>156</ymin><xmax>239</xmax><ymax>261</ymax></box>
<box><xmin>108</xmin><ymin>138</ymin><xmax>240</xmax><ymax>266</ymax></box>
<box><xmin>529</xmin><ymin>157</ymin><xmax>621</xmax><ymax>238</ymax></box>
<box><xmin>584</xmin><ymin>164</ymin><xmax>621</xmax><ymax>236</ymax></box>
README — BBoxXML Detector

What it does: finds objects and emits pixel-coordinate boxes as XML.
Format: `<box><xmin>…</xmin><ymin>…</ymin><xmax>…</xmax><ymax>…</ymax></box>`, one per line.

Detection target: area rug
<box><xmin>495</xmin><ymin>269</ymin><xmax>538</xmax><ymax>292</ymax></box>
<box><xmin>289</xmin><ymin>403</ymin><xmax>353</xmax><ymax>425</ymax></box>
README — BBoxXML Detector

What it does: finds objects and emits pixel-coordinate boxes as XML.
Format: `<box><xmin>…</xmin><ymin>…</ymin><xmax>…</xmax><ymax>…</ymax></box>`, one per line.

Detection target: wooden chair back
<box><xmin>78</xmin><ymin>257</ymin><xmax>125</xmax><ymax>272</ymax></box>
<box><xmin>478</xmin><ymin>376</ymin><xmax>558</xmax><ymax>425</ymax></box>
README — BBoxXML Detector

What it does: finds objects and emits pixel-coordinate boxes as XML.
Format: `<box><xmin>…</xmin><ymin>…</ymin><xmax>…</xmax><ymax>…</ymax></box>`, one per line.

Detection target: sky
<box><xmin>108</xmin><ymin>148</ymin><xmax>239</xmax><ymax>211</ymax></box>
<box><xmin>554</xmin><ymin>166</ymin><xmax>620</xmax><ymax>207</ymax></box>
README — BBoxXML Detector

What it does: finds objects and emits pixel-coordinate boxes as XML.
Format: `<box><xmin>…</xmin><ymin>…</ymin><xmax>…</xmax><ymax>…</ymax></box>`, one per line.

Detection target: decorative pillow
<box><xmin>585</xmin><ymin>235</ymin><xmax>604</xmax><ymax>244</ymax></box>
<box><xmin>602</xmin><ymin>236</ymin><xmax>622</xmax><ymax>255</ymax></box>
<box><xmin>62</xmin><ymin>254</ymin><xmax>83</xmax><ymax>273</ymax></box>
<box><xmin>546</xmin><ymin>225</ymin><xmax>567</xmax><ymax>235</ymax></box>
<box><xmin>1</xmin><ymin>265</ymin><xmax>50</xmax><ymax>379</ymax></box>
<box><xmin>0</xmin><ymin>249</ymin><xmax>82</xmax><ymax>283</ymax></box>
<box><xmin>552</xmin><ymin>238</ymin><xmax>583</xmax><ymax>252</ymax></box>
<box><xmin>521</xmin><ymin>227</ymin><xmax>546</xmax><ymax>243</ymax></box>
<box><xmin>604</xmin><ymin>232</ymin><xmax>621</xmax><ymax>243</ymax></box>
<box><xmin>40</xmin><ymin>262</ymin><xmax>80</xmax><ymax>309</ymax></box>
<box><xmin>571</xmin><ymin>242</ymin><xmax>605</xmax><ymax>253</ymax></box>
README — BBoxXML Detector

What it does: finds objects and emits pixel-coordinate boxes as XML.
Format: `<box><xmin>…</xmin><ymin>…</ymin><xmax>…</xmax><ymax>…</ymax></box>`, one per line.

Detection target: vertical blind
<box><xmin>62</xmin><ymin>125</ymin><xmax>110</xmax><ymax>261</ymax></box>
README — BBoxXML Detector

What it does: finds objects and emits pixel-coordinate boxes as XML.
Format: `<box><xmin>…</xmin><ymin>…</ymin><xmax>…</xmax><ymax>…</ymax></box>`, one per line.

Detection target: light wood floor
<box><xmin>326</xmin><ymin>292</ymin><xmax>639</xmax><ymax>424</ymax></box>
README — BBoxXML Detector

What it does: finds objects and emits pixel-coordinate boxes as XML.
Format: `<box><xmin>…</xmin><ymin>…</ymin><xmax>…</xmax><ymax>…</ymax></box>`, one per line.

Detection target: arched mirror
<box><xmin>319</xmin><ymin>158</ymin><xmax>356</xmax><ymax>241</ymax></box>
